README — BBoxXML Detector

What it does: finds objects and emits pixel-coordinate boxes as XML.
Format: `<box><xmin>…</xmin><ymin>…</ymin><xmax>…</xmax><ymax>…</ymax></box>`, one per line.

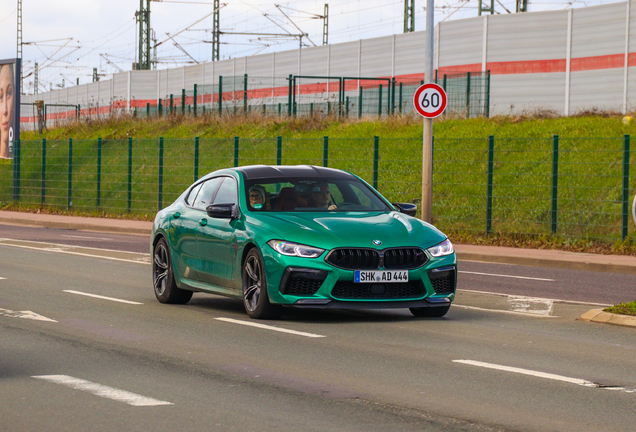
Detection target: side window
<box><xmin>351</xmin><ymin>185</ymin><xmax>372</xmax><ymax>207</ymax></box>
<box><xmin>193</xmin><ymin>177</ymin><xmax>223</xmax><ymax>210</ymax></box>
<box><xmin>213</xmin><ymin>178</ymin><xmax>238</xmax><ymax>205</ymax></box>
<box><xmin>185</xmin><ymin>182</ymin><xmax>203</xmax><ymax>205</ymax></box>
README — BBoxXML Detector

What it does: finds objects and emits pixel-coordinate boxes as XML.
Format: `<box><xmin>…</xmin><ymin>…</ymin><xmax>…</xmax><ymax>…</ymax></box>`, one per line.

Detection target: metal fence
<box><xmin>100</xmin><ymin>71</ymin><xmax>490</xmax><ymax>122</ymax></box>
<box><xmin>5</xmin><ymin>135</ymin><xmax>636</xmax><ymax>243</ymax></box>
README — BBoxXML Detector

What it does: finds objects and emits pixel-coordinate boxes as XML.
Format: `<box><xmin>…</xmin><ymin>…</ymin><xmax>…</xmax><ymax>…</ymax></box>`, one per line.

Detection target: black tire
<box><xmin>153</xmin><ymin>238</ymin><xmax>193</xmax><ymax>304</ymax></box>
<box><xmin>410</xmin><ymin>305</ymin><xmax>451</xmax><ymax>318</ymax></box>
<box><xmin>242</xmin><ymin>248</ymin><xmax>281</xmax><ymax>319</ymax></box>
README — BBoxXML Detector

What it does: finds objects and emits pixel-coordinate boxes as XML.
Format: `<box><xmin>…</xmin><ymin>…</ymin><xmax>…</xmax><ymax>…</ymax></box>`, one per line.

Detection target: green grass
<box><xmin>604</xmin><ymin>299</ymin><xmax>636</xmax><ymax>316</ymax></box>
<box><xmin>12</xmin><ymin>112</ymin><xmax>636</xmax><ymax>250</ymax></box>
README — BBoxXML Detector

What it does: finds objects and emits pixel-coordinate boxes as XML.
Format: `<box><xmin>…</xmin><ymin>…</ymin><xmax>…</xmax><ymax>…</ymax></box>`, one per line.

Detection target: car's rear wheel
<box><xmin>153</xmin><ymin>238</ymin><xmax>193</xmax><ymax>304</ymax></box>
<box><xmin>410</xmin><ymin>305</ymin><xmax>450</xmax><ymax>318</ymax></box>
<box><xmin>242</xmin><ymin>248</ymin><xmax>281</xmax><ymax>319</ymax></box>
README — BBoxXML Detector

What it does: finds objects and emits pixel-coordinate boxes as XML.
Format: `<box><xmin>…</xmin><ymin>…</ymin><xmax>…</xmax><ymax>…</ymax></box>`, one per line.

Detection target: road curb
<box><xmin>455</xmin><ymin>251</ymin><xmax>636</xmax><ymax>276</ymax></box>
<box><xmin>578</xmin><ymin>308</ymin><xmax>636</xmax><ymax>328</ymax></box>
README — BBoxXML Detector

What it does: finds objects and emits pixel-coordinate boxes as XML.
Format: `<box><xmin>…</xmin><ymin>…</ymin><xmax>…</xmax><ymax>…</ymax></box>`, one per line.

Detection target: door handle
<box><xmin>199</xmin><ymin>218</ymin><xmax>208</xmax><ymax>226</ymax></box>
<box><xmin>173</xmin><ymin>212</ymin><xmax>181</xmax><ymax>219</ymax></box>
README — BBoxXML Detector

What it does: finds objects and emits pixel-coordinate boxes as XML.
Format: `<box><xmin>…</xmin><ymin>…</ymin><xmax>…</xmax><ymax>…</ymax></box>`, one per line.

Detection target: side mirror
<box><xmin>392</xmin><ymin>203</ymin><xmax>417</xmax><ymax>217</ymax></box>
<box><xmin>206</xmin><ymin>203</ymin><xmax>236</xmax><ymax>219</ymax></box>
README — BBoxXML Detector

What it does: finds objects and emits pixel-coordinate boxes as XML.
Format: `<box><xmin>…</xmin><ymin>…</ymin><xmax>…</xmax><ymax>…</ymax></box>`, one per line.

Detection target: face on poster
<box><xmin>0</xmin><ymin>60</ymin><xmax>19</xmax><ymax>159</ymax></box>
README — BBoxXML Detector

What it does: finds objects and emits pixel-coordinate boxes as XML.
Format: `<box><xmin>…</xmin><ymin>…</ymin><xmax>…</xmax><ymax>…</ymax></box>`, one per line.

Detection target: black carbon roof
<box><xmin>236</xmin><ymin>165</ymin><xmax>355</xmax><ymax>180</ymax></box>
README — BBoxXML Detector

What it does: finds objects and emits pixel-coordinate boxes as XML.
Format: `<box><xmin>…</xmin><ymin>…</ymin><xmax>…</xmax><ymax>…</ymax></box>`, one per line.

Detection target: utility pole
<box><xmin>404</xmin><ymin>0</ymin><xmax>414</xmax><ymax>33</ymax></box>
<box><xmin>152</xmin><ymin>29</ymin><xmax>158</xmax><ymax>68</ymax></box>
<box><xmin>421</xmin><ymin>0</ymin><xmax>434</xmax><ymax>222</ymax></box>
<box><xmin>93</xmin><ymin>68</ymin><xmax>99</xmax><ymax>82</ymax></box>
<box><xmin>137</xmin><ymin>0</ymin><xmax>151</xmax><ymax>70</ymax></box>
<box><xmin>17</xmin><ymin>0</ymin><xmax>23</xmax><ymax>93</ymax></box>
<box><xmin>34</xmin><ymin>62</ymin><xmax>38</xmax><ymax>95</ymax></box>
<box><xmin>479</xmin><ymin>0</ymin><xmax>495</xmax><ymax>15</ymax></box>
<box><xmin>212</xmin><ymin>0</ymin><xmax>220</xmax><ymax>61</ymax></box>
<box><xmin>322</xmin><ymin>4</ymin><xmax>329</xmax><ymax>45</ymax></box>
<box><xmin>516</xmin><ymin>0</ymin><xmax>528</xmax><ymax>12</ymax></box>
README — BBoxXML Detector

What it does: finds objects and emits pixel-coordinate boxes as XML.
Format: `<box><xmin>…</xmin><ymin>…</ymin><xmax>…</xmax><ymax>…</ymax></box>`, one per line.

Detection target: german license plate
<box><xmin>354</xmin><ymin>270</ymin><xmax>408</xmax><ymax>283</ymax></box>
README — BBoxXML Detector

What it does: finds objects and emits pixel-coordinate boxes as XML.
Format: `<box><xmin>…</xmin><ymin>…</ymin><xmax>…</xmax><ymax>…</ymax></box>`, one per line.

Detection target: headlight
<box><xmin>427</xmin><ymin>239</ymin><xmax>454</xmax><ymax>257</ymax></box>
<box><xmin>267</xmin><ymin>240</ymin><xmax>325</xmax><ymax>258</ymax></box>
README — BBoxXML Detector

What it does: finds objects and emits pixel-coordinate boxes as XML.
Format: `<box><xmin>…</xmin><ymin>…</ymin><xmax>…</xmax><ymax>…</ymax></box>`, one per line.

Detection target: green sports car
<box><xmin>151</xmin><ymin>165</ymin><xmax>456</xmax><ymax>319</ymax></box>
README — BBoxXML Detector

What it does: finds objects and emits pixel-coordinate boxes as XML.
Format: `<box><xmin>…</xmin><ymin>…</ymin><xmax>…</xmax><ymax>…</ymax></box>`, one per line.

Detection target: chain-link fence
<box><xmin>5</xmin><ymin>135</ymin><xmax>636</xmax><ymax>243</ymax></box>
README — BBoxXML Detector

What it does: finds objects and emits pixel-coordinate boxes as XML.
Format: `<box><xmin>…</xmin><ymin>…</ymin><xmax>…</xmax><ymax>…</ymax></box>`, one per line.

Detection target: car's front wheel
<box><xmin>410</xmin><ymin>305</ymin><xmax>450</xmax><ymax>318</ymax></box>
<box><xmin>153</xmin><ymin>238</ymin><xmax>193</xmax><ymax>304</ymax></box>
<box><xmin>242</xmin><ymin>248</ymin><xmax>281</xmax><ymax>319</ymax></box>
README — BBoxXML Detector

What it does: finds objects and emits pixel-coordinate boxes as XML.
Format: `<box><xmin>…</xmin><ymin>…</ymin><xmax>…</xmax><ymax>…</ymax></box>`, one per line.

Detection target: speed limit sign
<box><xmin>413</xmin><ymin>83</ymin><xmax>447</xmax><ymax>118</ymax></box>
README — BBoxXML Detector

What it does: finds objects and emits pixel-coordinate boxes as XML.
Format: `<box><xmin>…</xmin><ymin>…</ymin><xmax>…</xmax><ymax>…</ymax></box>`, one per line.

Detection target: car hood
<box><xmin>248</xmin><ymin>211</ymin><xmax>447</xmax><ymax>250</ymax></box>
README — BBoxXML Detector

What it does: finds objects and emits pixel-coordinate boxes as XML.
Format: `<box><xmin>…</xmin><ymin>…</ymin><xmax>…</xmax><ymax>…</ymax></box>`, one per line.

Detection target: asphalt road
<box><xmin>1</xmin><ymin>226</ymin><xmax>635</xmax><ymax>431</ymax></box>
<box><xmin>1</xmin><ymin>224</ymin><xmax>634</xmax><ymax>305</ymax></box>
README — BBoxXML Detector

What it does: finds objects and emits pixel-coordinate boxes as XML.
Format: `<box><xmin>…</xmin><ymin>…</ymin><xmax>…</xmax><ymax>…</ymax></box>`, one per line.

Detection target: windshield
<box><xmin>245</xmin><ymin>177</ymin><xmax>391</xmax><ymax>212</ymax></box>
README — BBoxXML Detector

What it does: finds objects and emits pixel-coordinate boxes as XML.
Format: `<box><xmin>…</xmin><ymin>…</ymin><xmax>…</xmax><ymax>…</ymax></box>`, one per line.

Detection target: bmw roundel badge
<box><xmin>373</xmin><ymin>240</ymin><xmax>382</xmax><ymax>246</ymax></box>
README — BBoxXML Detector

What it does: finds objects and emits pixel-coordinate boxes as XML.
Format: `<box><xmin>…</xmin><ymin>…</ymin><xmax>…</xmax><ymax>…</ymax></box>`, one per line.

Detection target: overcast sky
<box><xmin>0</xmin><ymin>0</ymin><xmax>620</xmax><ymax>94</ymax></box>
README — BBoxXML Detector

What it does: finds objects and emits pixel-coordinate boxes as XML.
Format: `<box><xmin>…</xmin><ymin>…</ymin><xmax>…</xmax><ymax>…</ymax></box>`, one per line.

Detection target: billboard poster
<box><xmin>0</xmin><ymin>58</ymin><xmax>20</xmax><ymax>159</ymax></box>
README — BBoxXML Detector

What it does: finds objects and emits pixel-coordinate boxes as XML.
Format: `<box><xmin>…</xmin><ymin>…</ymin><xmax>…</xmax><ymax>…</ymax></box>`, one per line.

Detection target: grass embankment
<box><xmin>7</xmin><ymin>112</ymin><xmax>636</xmax><ymax>257</ymax></box>
<box><xmin>605</xmin><ymin>299</ymin><xmax>636</xmax><ymax>316</ymax></box>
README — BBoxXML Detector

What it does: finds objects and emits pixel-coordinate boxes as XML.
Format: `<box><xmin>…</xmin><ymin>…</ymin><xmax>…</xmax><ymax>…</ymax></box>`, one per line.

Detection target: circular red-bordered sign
<box><xmin>413</xmin><ymin>83</ymin><xmax>447</xmax><ymax>118</ymax></box>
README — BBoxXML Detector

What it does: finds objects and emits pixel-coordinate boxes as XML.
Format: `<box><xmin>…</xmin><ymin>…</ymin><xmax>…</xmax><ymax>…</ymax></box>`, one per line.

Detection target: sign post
<box><xmin>415</xmin><ymin>82</ymin><xmax>447</xmax><ymax>222</ymax></box>
<box><xmin>422</xmin><ymin>0</ymin><xmax>436</xmax><ymax>223</ymax></box>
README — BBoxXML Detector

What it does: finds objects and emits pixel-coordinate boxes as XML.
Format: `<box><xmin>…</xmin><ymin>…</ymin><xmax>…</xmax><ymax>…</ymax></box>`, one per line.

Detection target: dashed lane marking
<box><xmin>63</xmin><ymin>290</ymin><xmax>143</xmax><ymax>305</ymax></box>
<box><xmin>453</xmin><ymin>360</ymin><xmax>636</xmax><ymax>394</ymax></box>
<box><xmin>32</xmin><ymin>375</ymin><xmax>173</xmax><ymax>406</ymax></box>
<box><xmin>61</xmin><ymin>235</ymin><xmax>114</xmax><ymax>241</ymax></box>
<box><xmin>215</xmin><ymin>317</ymin><xmax>326</xmax><ymax>338</ymax></box>
<box><xmin>459</xmin><ymin>270</ymin><xmax>555</xmax><ymax>281</ymax></box>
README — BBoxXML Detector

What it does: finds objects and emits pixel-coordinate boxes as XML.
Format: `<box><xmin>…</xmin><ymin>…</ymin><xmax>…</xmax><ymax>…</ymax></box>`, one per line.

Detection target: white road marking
<box><xmin>0</xmin><ymin>239</ymin><xmax>150</xmax><ymax>265</ymax></box>
<box><xmin>453</xmin><ymin>304</ymin><xmax>558</xmax><ymax>318</ymax></box>
<box><xmin>215</xmin><ymin>317</ymin><xmax>326</xmax><ymax>338</ymax></box>
<box><xmin>453</xmin><ymin>360</ymin><xmax>636</xmax><ymax>394</ymax></box>
<box><xmin>0</xmin><ymin>277</ymin><xmax>5</xmax><ymax>280</ymax></box>
<box><xmin>61</xmin><ymin>235</ymin><xmax>114</xmax><ymax>241</ymax></box>
<box><xmin>459</xmin><ymin>270</ymin><xmax>555</xmax><ymax>281</ymax></box>
<box><xmin>0</xmin><ymin>308</ymin><xmax>57</xmax><ymax>322</ymax></box>
<box><xmin>506</xmin><ymin>296</ymin><xmax>554</xmax><ymax>316</ymax></box>
<box><xmin>32</xmin><ymin>375</ymin><xmax>173</xmax><ymax>406</ymax></box>
<box><xmin>63</xmin><ymin>290</ymin><xmax>143</xmax><ymax>305</ymax></box>
<box><xmin>458</xmin><ymin>289</ymin><xmax>612</xmax><ymax>307</ymax></box>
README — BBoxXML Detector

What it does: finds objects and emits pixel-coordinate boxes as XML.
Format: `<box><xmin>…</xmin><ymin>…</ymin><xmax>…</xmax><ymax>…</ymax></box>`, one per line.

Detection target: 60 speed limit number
<box><xmin>413</xmin><ymin>83</ymin><xmax>447</xmax><ymax>118</ymax></box>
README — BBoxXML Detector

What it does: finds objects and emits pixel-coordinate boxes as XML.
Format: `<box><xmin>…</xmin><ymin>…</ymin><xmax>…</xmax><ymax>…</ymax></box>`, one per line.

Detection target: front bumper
<box><xmin>261</xmin><ymin>247</ymin><xmax>457</xmax><ymax>308</ymax></box>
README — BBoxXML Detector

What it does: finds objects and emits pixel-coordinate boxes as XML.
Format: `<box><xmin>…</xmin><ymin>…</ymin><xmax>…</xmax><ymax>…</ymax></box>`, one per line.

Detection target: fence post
<box><xmin>277</xmin><ymin>136</ymin><xmax>282</xmax><ymax>165</ymax></box>
<box><xmin>466</xmin><ymin>72</ymin><xmax>471</xmax><ymax>118</ymax></box>
<box><xmin>373</xmin><ymin>136</ymin><xmax>379</xmax><ymax>190</ymax></box>
<box><xmin>181</xmin><ymin>89</ymin><xmax>186</xmax><ymax>115</ymax></box>
<box><xmin>243</xmin><ymin>73</ymin><xmax>248</xmax><ymax>113</ymax></box>
<box><xmin>346</xmin><ymin>97</ymin><xmax>350</xmax><ymax>118</ymax></box>
<box><xmin>391</xmin><ymin>77</ymin><xmax>396</xmax><ymax>115</ymax></box>
<box><xmin>12</xmin><ymin>139</ymin><xmax>19</xmax><ymax>201</ymax></box>
<box><xmin>170</xmin><ymin>94</ymin><xmax>174</xmax><ymax>114</ymax></box>
<box><xmin>288</xmin><ymin>75</ymin><xmax>293</xmax><ymax>116</ymax></box>
<box><xmin>485</xmin><ymin>71</ymin><xmax>491</xmax><ymax>118</ymax></box>
<box><xmin>399</xmin><ymin>83</ymin><xmax>403</xmax><ymax>114</ymax></box>
<box><xmin>443</xmin><ymin>74</ymin><xmax>447</xmax><ymax>92</ymax></box>
<box><xmin>551</xmin><ymin>135</ymin><xmax>559</xmax><ymax>235</ymax></box>
<box><xmin>194</xmin><ymin>137</ymin><xmax>200</xmax><ymax>182</ymax></box>
<box><xmin>623</xmin><ymin>134</ymin><xmax>630</xmax><ymax>241</ymax></box>
<box><xmin>310</xmin><ymin>103</ymin><xmax>314</xmax><ymax>117</ymax></box>
<box><xmin>146</xmin><ymin>103</ymin><xmax>150</xmax><ymax>118</ymax></box>
<box><xmin>234</xmin><ymin>136</ymin><xmax>239</xmax><ymax>167</ymax></box>
<box><xmin>486</xmin><ymin>136</ymin><xmax>494</xmax><ymax>235</ymax></box>
<box><xmin>378</xmin><ymin>84</ymin><xmax>383</xmax><ymax>117</ymax></box>
<box><xmin>128</xmin><ymin>137</ymin><xmax>133</xmax><ymax>213</ymax></box>
<box><xmin>41</xmin><ymin>139</ymin><xmax>46</xmax><ymax>205</ymax></box>
<box><xmin>158</xmin><ymin>98</ymin><xmax>162</xmax><ymax>116</ymax></box>
<box><xmin>67</xmin><ymin>138</ymin><xmax>73</xmax><ymax>209</ymax></box>
<box><xmin>193</xmin><ymin>84</ymin><xmax>198</xmax><ymax>116</ymax></box>
<box><xmin>323</xmin><ymin>136</ymin><xmax>329</xmax><ymax>167</ymax></box>
<box><xmin>96</xmin><ymin>137</ymin><xmax>102</xmax><ymax>208</ymax></box>
<box><xmin>218</xmin><ymin>76</ymin><xmax>223</xmax><ymax>115</ymax></box>
<box><xmin>158</xmin><ymin>137</ymin><xmax>164</xmax><ymax>211</ymax></box>
<box><xmin>358</xmin><ymin>87</ymin><xmax>363</xmax><ymax>118</ymax></box>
